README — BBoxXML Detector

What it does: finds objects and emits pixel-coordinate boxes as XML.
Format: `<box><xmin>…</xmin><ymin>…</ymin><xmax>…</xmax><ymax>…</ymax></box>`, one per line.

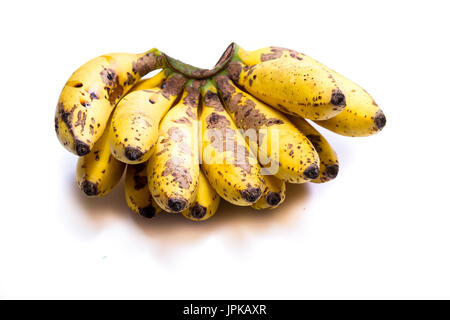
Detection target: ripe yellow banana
<box><xmin>313</xmin><ymin>82</ymin><xmax>385</xmax><ymax>136</ymax></box>
<box><xmin>215</xmin><ymin>75</ymin><xmax>320</xmax><ymax>183</ymax></box>
<box><xmin>233</xmin><ymin>45</ymin><xmax>386</xmax><ymax>136</ymax></box>
<box><xmin>200</xmin><ymin>81</ymin><xmax>264</xmax><ymax>205</ymax></box>
<box><xmin>109</xmin><ymin>73</ymin><xmax>187</xmax><ymax>164</ymax></box>
<box><xmin>226</xmin><ymin>44</ymin><xmax>346</xmax><ymax>120</ymax></box>
<box><xmin>251</xmin><ymin>175</ymin><xmax>286</xmax><ymax>210</ymax></box>
<box><xmin>76</xmin><ymin>119</ymin><xmax>125</xmax><ymax>197</ymax></box>
<box><xmin>129</xmin><ymin>69</ymin><xmax>167</xmax><ymax>91</ymax></box>
<box><xmin>181</xmin><ymin>168</ymin><xmax>220</xmax><ymax>221</ymax></box>
<box><xmin>148</xmin><ymin>80</ymin><xmax>202</xmax><ymax>213</ymax></box>
<box><xmin>125</xmin><ymin>162</ymin><xmax>162</xmax><ymax>218</ymax></box>
<box><xmin>55</xmin><ymin>49</ymin><xmax>163</xmax><ymax>156</ymax></box>
<box><xmin>289</xmin><ymin>116</ymin><xmax>339</xmax><ymax>183</ymax></box>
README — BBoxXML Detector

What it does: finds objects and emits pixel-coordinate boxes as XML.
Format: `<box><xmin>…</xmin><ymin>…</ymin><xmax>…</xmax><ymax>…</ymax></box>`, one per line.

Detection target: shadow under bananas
<box><xmin>71</xmin><ymin>173</ymin><xmax>310</xmax><ymax>249</ymax></box>
<box><xmin>130</xmin><ymin>182</ymin><xmax>311</xmax><ymax>248</ymax></box>
<box><xmin>71</xmin><ymin>175</ymin><xmax>130</xmax><ymax>228</ymax></box>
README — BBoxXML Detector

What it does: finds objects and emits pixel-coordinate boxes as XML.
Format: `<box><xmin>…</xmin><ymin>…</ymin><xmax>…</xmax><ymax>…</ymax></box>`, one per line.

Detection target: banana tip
<box><xmin>138</xmin><ymin>206</ymin><xmax>156</xmax><ymax>219</ymax></box>
<box><xmin>168</xmin><ymin>198</ymin><xmax>187</xmax><ymax>213</ymax></box>
<box><xmin>325</xmin><ymin>164</ymin><xmax>339</xmax><ymax>179</ymax></box>
<box><xmin>303</xmin><ymin>164</ymin><xmax>320</xmax><ymax>180</ymax></box>
<box><xmin>125</xmin><ymin>146</ymin><xmax>144</xmax><ymax>162</ymax></box>
<box><xmin>81</xmin><ymin>180</ymin><xmax>98</xmax><ymax>196</ymax></box>
<box><xmin>190</xmin><ymin>204</ymin><xmax>207</xmax><ymax>220</ymax></box>
<box><xmin>241</xmin><ymin>187</ymin><xmax>262</xmax><ymax>204</ymax></box>
<box><xmin>330</xmin><ymin>89</ymin><xmax>346</xmax><ymax>107</ymax></box>
<box><xmin>75</xmin><ymin>140</ymin><xmax>90</xmax><ymax>156</ymax></box>
<box><xmin>266</xmin><ymin>192</ymin><xmax>282</xmax><ymax>207</ymax></box>
<box><xmin>374</xmin><ymin>110</ymin><xmax>386</xmax><ymax>130</ymax></box>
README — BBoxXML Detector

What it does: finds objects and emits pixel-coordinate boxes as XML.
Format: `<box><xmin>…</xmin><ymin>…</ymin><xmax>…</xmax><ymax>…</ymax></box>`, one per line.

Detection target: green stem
<box><xmin>162</xmin><ymin>43</ymin><xmax>236</xmax><ymax>79</ymax></box>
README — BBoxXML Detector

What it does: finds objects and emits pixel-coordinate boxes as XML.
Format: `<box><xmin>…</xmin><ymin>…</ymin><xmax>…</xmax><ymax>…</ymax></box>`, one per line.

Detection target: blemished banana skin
<box><xmin>313</xmin><ymin>79</ymin><xmax>386</xmax><ymax>136</ymax></box>
<box><xmin>109</xmin><ymin>73</ymin><xmax>187</xmax><ymax>164</ymax></box>
<box><xmin>128</xmin><ymin>69</ymin><xmax>167</xmax><ymax>92</ymax></box>
<box><xmin>181</xmin><ymin>168</ymin><xmax>221</xmax><ymax>221</ymax></box>
<box><xmin>200</xmin><ymin>81</ymin><xmax>264</xmax><ymax>206</ymax></box>
<box><xmin>215</xmin><ymin>75</ymin><xmax>320</xmax><ymax>183</ymax></box>
<box><xmin>76</xmin><ymin>119</ymin><xmax>125</xmax><ymax>197</ymax></box>
<box><xmin>252</xmin><ymin>175</ymin><xmax>286</xmax><ymax>210</ymax></box>
<box><xmin>289</xmin><ymin>116</ymin><xmax>339</xmax><ymax>183</ymax></box>
<box><xmin>226</xmin><ymin>44</ymin><xmax>346</xmax><ymax>121</ymax></box>
<box><xmin>55</xmin><ymin>49</ymin><xmax>164</xmax><ymax>156</ymax></box>
<box><xmin>125</xmin><ymin>162</ymin><xmax>162</xmax><ymax>219</ymax></box>
<box><xmin>234</xmin><ymin>45</ymin><xmax>386</xmax><ymax>136</ymax></box>
<box><xmin>148</xmin><ymin>80</ymin><xmax>202</xmax><ymax>213</ymax></box>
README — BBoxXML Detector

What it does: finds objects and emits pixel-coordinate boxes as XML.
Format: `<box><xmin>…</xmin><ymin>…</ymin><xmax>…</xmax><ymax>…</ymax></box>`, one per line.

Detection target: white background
<box><xmin>0</xmin><ymin>0</ymin><xmax>449</xmax><ymax>299</ymax></box>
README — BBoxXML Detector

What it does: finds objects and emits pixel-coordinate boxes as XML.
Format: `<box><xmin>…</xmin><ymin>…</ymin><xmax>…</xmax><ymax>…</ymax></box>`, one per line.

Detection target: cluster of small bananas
<box><xmin>55</xmin><ymin>43</ymin><xmax>386</xmax><ymax>221</ymax></box>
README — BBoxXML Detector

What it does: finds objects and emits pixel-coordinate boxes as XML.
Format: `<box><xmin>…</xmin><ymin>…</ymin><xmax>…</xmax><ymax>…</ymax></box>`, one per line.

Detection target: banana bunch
<box><xmin>56</xmin><ymin>43</ymin><xmax>386</xmax><ymax>221</ymax></box>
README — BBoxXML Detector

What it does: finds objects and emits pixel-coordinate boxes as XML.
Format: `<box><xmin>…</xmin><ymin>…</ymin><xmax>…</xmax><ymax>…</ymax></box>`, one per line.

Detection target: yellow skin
<box><xmin>200</xmin><ymin>82</ymin><xmax>264</xmax><ymax>206</ymax></box>
<box><xmin>252</xmin><ymin>175</ymin><xmax>286</xmax><ymax>210</ymax></box>
<box><xmin>215</xmin><ymin>75</ymin><xmax>320</xmax><ymax>183</ymax></box>
<box><xmin>125</xmin><ymin>162</ymin><xmax>162</xmax><ymax>219</ymax></box>
<box><xmin>313</xmin><ymin>76</ymin><xmax>385</xmax><ymax>136</ymax></box>
<box><xmin>148</xmin><ymin>81</ymin><xmax>202</xmax><ymax>213</ymax></box>
<box><xmin>181</xmin><ymin>168</ymin><xmax>220</xmax><ymax>221</ymax></box>
<box><xmin>227</xmin><ymin>45</ymin><xmax>346</xmax><ymax>121</ymax></box>
<box><xmin>129</xmin><ymin>69</ymin><xmax>167</xmax><ymax>91</ymax></box>
<box><xmin>234</xmin><ymin>45</ymin><xmax>386</xmax><ymax>136</ymax></box>
<box><xmin>109</xmin><ymin>73</ymin><xmax>187</xmax><ymax>164</ymax></box>
<box><xmin>76</xmin><ymin>119</ymin><xmax>125</xmax><ymax>197</ymax></box>
<box><xmin>55</xmin><ymin>49</ymin><xmax>163</xmax><ymax>156</ymax></box>
<box><xmin>293</xmin><ymin>50</ymin><xmax>385</xmax><ymax>136</ymax></box>
<box><xmin>289</xmin><ymin>116</ymin><xmax>339</xmax><ymax>183</ymax></box>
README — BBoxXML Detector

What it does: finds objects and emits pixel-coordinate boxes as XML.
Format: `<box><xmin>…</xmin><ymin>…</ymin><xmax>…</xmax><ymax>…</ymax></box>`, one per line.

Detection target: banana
<box><xmin>289</xmin><ymin>116</ymin><xmax>339</xmax><ymax>183</ymax></box>
<box><xmin>200</xmin><ymin>80</ymin><xmax>264</xmax><ymax>205</ymax></box>
<box><xmin>251</xmin><ymin>175</ymin><xmax>286</xmax><ymax>210</ymax></box>
<box><xmin>55</xmin><ymin>49</ymin><xmax>163</xmax><ymax>156</ymax></box>
<box><xmin>181</xmin><ymin>168</ymin><xmax>220</xmax><ymax>221</ymax></box>
<box><xmin>225</xmin><ymin>44</ymin><xmax>346</xmax><ymax>120</ymax></box>
<box><xmin>76</xmin><ymin>119</ymin><xmax>125</xmax><ymax>197</ymax></box>
<box><xmin>125</xmin><ymin>162</ymin><xmax>162</xmax><ymax>218</ymax></box>
<box><xmin>313</xmin><ymin>81</ymin><xmax>385</xmax><ymax>136</ymax></box>
<box><xmin>299</xmin><ymin>50</ymin><xmax>385</xmax><ymax>136</ymax></box>
<box><xmin>215</xmin><ymin>75</ymin><xmax>320</xmax><ymax>183</ymax></box>
<box><xmin>109</xmin><ymin>73</ymin><xmax>187</xmax><ymax>164</ymax></box>
<box><xmin>233</xmin><ymin>45</ymin><xmax>386</xmax><ymax>136</ymax></box>
<box><xmin>148</xmin><ymin>80</ymin><xmax>202</xmax><ymax>213</ymax></box>
<box><xmin>129</xmin><ymin>69</ymin><xmax>167</xmax><ymax>91</ymax></box>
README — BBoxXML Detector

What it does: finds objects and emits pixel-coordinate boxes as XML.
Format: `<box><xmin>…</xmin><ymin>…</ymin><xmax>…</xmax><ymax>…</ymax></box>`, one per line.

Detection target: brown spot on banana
<box><xmin>132</xmin><ymin>52</ymin><xmax>162</xmax><ymax>76</ymax></box>
<box><xmin>125</xmin><ymin>146</ymin><xmax>144</xmax><ymax>162</ymax></box>
<box><xmin>100</xmin><ymin>68</ymin><xmax>124</xmax><ymax>105</ymax></box>
<box><xmin>204</xmin><ymin>91</ymin><xmax>225</xmax><ymax>111</ymax></box>
<box><xmin>125</xmin><ymin>162</ymin><xmax>163</xmax><ymax>218</ymax></box>
<box><xmin>161</xmin><ymin>157</ymin><xmax>192</xmax><ymax>190</ymax></box>
<box><xmin>168</xmin><ymin>127</ymin><xmax>186</xmax><ymax>142</ymax></box>
<box><xmin>183</xmin><ymin>80</ymin><xmax>205</xmax><ymax>107</ymax></box>
<box><xmin>374</xmin><ymin>110</ymin><xmax>386</xmax><ymax>130</ymax></box>
<box><xmin>303</xmin><ymin>164</ymin><xmax>320</xmax><ymax>180</ymax></box>
<box><xmin>325</xmin><ymin>164</ymin><xmax>339</xmax><ymax>179</ymax></box>
<box><xmin>190</xmin><ymin>203</ymin><xmax>207</xmax><ymax>220</ymax></box>
<box><xmin>266</xmin><ymin>191</ymin><xmax>282</xmax><ymax>207</ymax></box>
<box><xmin>161</xmin><ymin>74</ymin><xmax>187</xmax><ymax>99</ymax></box>
<box><xmin>240</xmin><ymin>187</ymin><xmax>262</xmax><ymax>203</ymax></box>
<box><xmin>139</xmin><ymin>206</ymin><xmax>156</xmax><ymax>219</ymax></box>
<box><xmin>168</xmin><ymin>198</ymin><xmax>188</xmax><ymax>213</ymax></box>
<box><xmin>306</xmin><ymin>134</ymin><xmax>323</xmax><ymax>153</ymax></box>
<box><xmin>81</xmin><ymin>180</ymin><xmax>98</xmax><ymax>196</ymax></box>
